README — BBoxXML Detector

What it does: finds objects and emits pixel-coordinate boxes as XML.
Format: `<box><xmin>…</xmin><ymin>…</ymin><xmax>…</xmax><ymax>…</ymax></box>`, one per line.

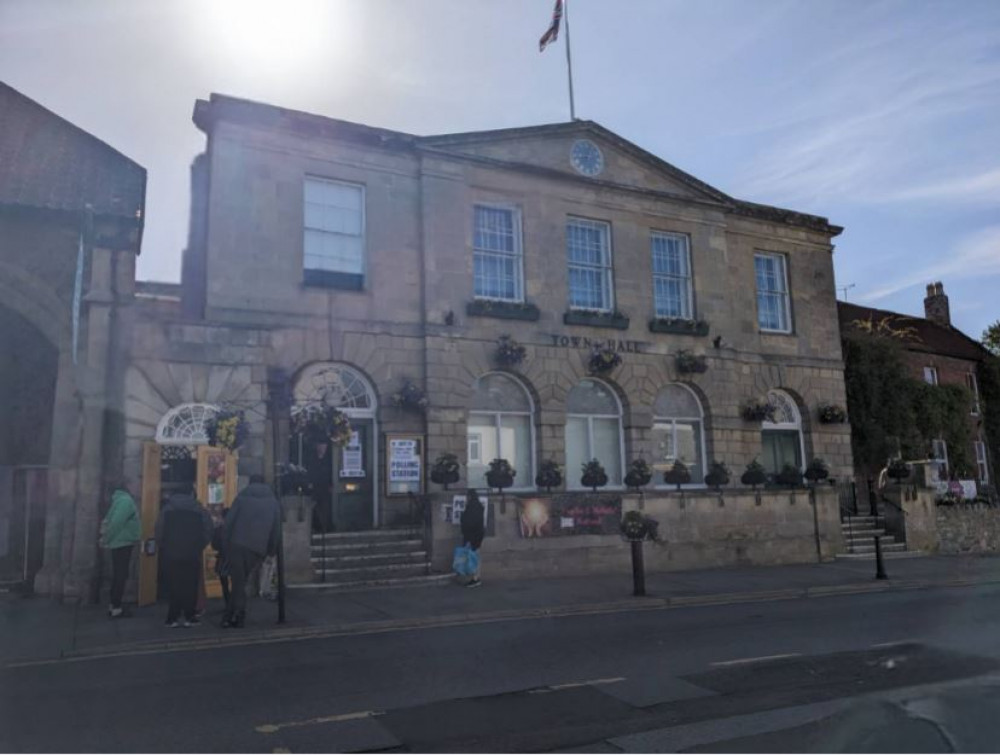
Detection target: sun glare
<box><xmin>206</xmin><ymin>0</ymin><xmax>344</xmax><ymax>73</ymax></box>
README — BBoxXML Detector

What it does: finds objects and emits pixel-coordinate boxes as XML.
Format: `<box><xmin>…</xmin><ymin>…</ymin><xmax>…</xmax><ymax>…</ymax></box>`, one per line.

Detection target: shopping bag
<box><xmin>466</xmin><ymin>548</ymin><xmax>480</xmax><ymax>575</ymax></box>
<box><xmin>259</xmin><ymin>556</ymin><xmax>278</xmax><ymax>601</ymax></box>
<box><xmin>452</xmin><ymin>545</ymin><xmax>471</xmax><ymax>576</ymax></box>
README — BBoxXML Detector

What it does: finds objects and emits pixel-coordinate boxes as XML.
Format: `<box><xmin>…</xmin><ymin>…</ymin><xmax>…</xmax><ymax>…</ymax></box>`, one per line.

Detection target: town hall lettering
<box><xmin>548</xmin><ymin>335</ymin><xmax>645</xmax><ymax>354</ymax></box>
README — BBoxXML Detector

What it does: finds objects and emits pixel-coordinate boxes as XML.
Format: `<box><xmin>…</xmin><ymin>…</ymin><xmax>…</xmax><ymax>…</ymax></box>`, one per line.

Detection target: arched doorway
<box><xmin>292</xmin><ymin>363</ymin><xmax>378</xmax><ymax>531</ymax></box>
<box><xmin>761</xmin><ymin>389</ymin><xmax>805</xmax><ymax>476</ymax></box>
<box><xmin>0</xmin><ymin>304</ymin><xmax>57</xmax><ymax>584</ymax></box>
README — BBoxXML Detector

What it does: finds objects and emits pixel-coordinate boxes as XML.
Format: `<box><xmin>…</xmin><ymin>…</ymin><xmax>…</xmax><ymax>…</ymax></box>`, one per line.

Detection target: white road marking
<box><xmin>528</xmin><ymin>676</ymin><xmax>627</xmax><ymax>694</ymax></box>
<box><xmin>711</xmin><ymin>652</ymin><xmax>801</xmax><ymax>667</ymax></box>
<box><xmin>871</xmin><ymin>640</ymin><xmax>915</xmax><ymax>648</ymax></box>
<box><xmin>255</xmin><ymin>709</ymin><xmax>382</xmax><ymax>734</ymax></box>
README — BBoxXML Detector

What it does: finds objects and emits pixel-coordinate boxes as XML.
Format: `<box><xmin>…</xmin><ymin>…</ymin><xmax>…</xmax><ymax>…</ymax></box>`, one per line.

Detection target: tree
<box><xmin>982</xmin><ymin>321</ymin><xmax>1000</xmax><ymax>357</ymax></box>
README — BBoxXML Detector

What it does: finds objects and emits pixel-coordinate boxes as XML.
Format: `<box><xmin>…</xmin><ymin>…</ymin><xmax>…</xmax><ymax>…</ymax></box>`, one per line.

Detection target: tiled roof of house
<box><xmin>838</xmin><ymin>301</ymin><xmax>988</xmax><ymax>362</ymax></box>
<box><xmin>0</xmin><ymin>82</ymin><xmax>146</xmax><ymax>224</ymax></box>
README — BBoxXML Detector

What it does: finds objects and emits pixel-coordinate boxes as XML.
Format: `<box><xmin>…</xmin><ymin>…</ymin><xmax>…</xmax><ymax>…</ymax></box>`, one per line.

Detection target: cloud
<box><xmin>884</xmin><ymin>167</ymin><xmax>1000</xmax><ymax>203</ymax></box>
<box><xmin>861</xmin><ymin>225</ymin><xmax>1000</xmax><ymax>302</ymax></box>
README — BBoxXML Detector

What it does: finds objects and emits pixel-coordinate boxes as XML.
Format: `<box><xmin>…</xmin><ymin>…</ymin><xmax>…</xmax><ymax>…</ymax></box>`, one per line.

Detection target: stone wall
<box><xmin>936</xmin><ymin>505</ymin><xmax>1000</xmax><ymax>555</ymax></box>
<box><xmin>429</xmin><ymin>487</ymin><xmax>842</xmax><ymax>579</ymax></box>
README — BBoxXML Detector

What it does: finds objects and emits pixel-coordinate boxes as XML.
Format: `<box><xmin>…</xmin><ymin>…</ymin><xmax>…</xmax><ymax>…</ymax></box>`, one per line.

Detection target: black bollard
<box><xmin>874</xmin><ymin>534</ymin><xmax>888</xmax><ymax>580</ymax></box>
<box><xmin>631</xmin><ymin>539</ymin><xmax>646</xmax><ymax>596</ymax></box>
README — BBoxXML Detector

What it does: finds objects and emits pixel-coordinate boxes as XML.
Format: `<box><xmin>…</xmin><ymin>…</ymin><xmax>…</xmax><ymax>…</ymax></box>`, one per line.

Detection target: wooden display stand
<box><xmin>138</xmin><ymin>443</ymin><xmax>238</xmax><ymax>606</ymax></box>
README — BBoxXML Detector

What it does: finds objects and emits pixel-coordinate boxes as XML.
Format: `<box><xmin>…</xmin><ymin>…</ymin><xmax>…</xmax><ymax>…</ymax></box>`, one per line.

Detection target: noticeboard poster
<box><xmin>386</xmin><ymin>434</ymin><xmax>423</xmax><ymax>495</ymax></box>
<box><xmin>518</xmin><ymin>494</ymin><xmax>622</xmax><ymax>538</ymax></box>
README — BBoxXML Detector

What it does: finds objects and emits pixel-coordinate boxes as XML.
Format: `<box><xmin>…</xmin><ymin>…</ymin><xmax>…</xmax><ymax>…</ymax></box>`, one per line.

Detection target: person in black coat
<box><xmin>460</xmin><ymin>489</ymin><xmax>485</xmax><ymax>587</ymax></box>
<box><xmin>154</xmin><ymin>486</ymin><xmax>213</xmax><ymax>627</ymax></box>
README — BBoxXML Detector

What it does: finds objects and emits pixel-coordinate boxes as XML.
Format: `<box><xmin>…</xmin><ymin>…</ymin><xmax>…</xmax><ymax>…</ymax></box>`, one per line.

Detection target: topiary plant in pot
<box><xmin>705</xmin><ymin>461</ymin><xmax>731</xmax><ymax>490</ymax></box>
<box><xmin>581</xmin><ymin>459</ymin><xmax>608</xmax><ymax>492</ymax></box>
<box><xmin>663</xmin><ymin>460</ymin><xmax>691</xmax><ymax>491</ymax></box>
<box><xmin>429</xmin><ymin>453</ymin><xmax>461</xmax><ymax>490</ymax></box>
<box><xmin>804</xmin><ymin>458</ymin><xmax>829</xmax><ymax>485</ymax></box>
<box><xmin>535</xmin><ymin>459</ymin><xmax>563</xmax><ymax>492</ymax></box>
<box><xmin>776</xmin><ymin>464</ymin><xmax>802</xmax><ymax>488</ymax></box>
<box><xmin>741</xmin><ymin>459</ymin><xmax>767</xmax><ymax>490</ymax></box>
<box><xmin>887</xmin><ymin>458</ymin><xmax>910</xmax><ymax>484</ymax></box>
<box><xmin>624</xmin><ymin>458</ymin><xmax>652</xmax><ymax>492</ymax></box>
<box><xmin>485</xmin><ymin>458</ymin><xmax>515</xmax><ymax>493</ymax></box>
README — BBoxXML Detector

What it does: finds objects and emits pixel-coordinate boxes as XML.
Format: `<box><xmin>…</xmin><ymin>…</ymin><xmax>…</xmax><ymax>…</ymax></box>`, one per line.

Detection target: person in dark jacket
<box><xmin>460</xmin><ymin>489</ymin><xmax>485</xmax><ymax>588</ymax></box>
<box><xmin>222</xmin><ymin>475</ymin><xmax>280</xmax><ymax>628</ymax></box>
<box><xmin>154</xmin><ymin>487</ymin><xmax>212</xmax><ymax>628</ymax></box>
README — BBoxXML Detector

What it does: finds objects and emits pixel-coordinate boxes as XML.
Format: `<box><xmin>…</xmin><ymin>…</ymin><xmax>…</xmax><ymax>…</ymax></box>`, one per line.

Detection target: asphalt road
<box><xmin>5</xmin><ymin>583</ymin><xmax>1000</xmax><ymax>753</ymax></box>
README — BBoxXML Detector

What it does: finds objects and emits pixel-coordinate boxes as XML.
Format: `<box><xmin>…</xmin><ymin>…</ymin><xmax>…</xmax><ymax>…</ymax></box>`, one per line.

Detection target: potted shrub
<box><xmin>675</xmin><ymin>350</ymin><xmax>708</xmax><ymax>374</ymax></box>
<box><xmin>429</xmin><ymin>453</ymin><xmax>461</xmax><ymax>490</ymax></box>
<box><xmin>624</xmin><ymin>458</ymin><xmax>653</xmax><ymax>491</ymax></box>
<box><xmin>535</xmin><ymin>459</ymin><xmax>563</xmax><ymax>492</ymax></box>
<box><xmin>887</xmin><ymin>458</ymin><xmax>910</xmax><ymax>484</ymax></box>
<box><xmin>581</xmin><ymin>459</ymin><xmax>608</xmax><ymax>492</ymax></box>
<box><xmin>741</xmin><ymin>398</ymin><xmax>777</xmax><ymax>423</ymax></box>
<box><xmin>776</xmin><ymin>464</ymin><xmax>802</xmax><ymax>488</ymax></box>
<box><xmin>663</xmin><ymin>460</ymin><xmax>691</xmax><ymax>491</ymax></box>
<box><xmin>205</xmin><ymin>409</ymin><xmax>250</xmax><ymax>451</ymax></box>
<box><xmin>804</xmin><ymin>458</ymin><xmax>830</xmax><ymax>484</ymax></box>
<box><xmin>818</xmin><ymin>404</ymin><xmax>847</xmax><ymax>424</ymax></box>
<box><xmin>485</xmin><ymin>458</ymin><xmax>515</xmax><ymax>493</ymax></box>
<box><xmin>587</xmin><ymin>345</ymin><xmax>622</xmax><ymax>375</ymax></box>
<box><xmin>391</xmin><ymin>379</ymin><xmax>429</xmax><ymax>413</ymax></box>
<box><xmin>495</xmin><ymin>335</ymin><xmax>527</xmax><ymax>368</ymax></box>
<box><xmin>705</xmin><ymin>461</ymin><xmax>731</xmax><ymax>490</ymax></box>
<box><xmin>741</xmin><ymin>459</ymin><xmax>767</xmax><ymax>490</ymax></box>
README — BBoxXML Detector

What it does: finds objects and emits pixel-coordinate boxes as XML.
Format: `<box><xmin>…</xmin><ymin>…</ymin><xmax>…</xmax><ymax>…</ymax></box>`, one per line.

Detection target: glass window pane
<box><xmin>592</xmin><ymin>417</ymin><xmax>622</xmax><ymax>485</ymax></box>
<box><xmin>762</xmin><ymin>430</ymin><xmax>801</xmax><ymax>475</ymax></box>
<box><xmin>500</xmin><ymin>414</ymin><xmax>531</xmax><ymax>487</ymax></box>
<box><xmin>565</xmin><ymin>416</ymin><xmax>589</xmax><ymax>486</ymax></box>
<box><xmin>467</xmin><ymin>414</ymin><xmax>497</xmax><ymax>489</ymax></box>
<box><xmin>567</xmin><ymin>379</ymin><xmax>619</xmax><ymax>415</ymax></box>
<box><xmin>654</xmin><ymin>385</ymin><xmax>701</xmax><ymax>418</ymax></box>
<box><xmin>674</xmin><ymin>421</ymin><xmax>704</xmax><ymax>483</ymax></box>
<box><xmin>651</xmin><ymin>421</ymin><xmax>674</xmax><ymax>478</ymax></box>
<box><xmin>471</xmin><ymin>374</ymin><xmax>531</xmax><ymax>412</ymax></box>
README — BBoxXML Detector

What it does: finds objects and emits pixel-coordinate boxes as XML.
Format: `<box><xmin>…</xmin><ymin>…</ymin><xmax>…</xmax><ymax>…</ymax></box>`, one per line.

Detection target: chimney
<box><xmin>924</xmin><ymin>281</ymin><xmax>951</xmax><ymax>327</ymax></box>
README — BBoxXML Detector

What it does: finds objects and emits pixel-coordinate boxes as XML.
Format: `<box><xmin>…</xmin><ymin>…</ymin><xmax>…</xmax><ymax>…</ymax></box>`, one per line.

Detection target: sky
<box><xmin>2</xmin><ymin>0</ymin><xmax>998</xmax><ymax>340</ymax></box>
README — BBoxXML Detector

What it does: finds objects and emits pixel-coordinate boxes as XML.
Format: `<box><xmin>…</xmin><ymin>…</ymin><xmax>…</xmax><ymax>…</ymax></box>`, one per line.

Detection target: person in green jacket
<box><xmin>100</xmin><ymin>478</ymin><xmax>141</xmax><ymax>618</ymax></box>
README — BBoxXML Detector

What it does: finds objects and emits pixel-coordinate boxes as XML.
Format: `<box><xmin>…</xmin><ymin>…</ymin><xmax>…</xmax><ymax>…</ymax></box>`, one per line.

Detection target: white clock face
<box><xmin>570</xmin><ymin>139</ymin><xmax>604</xmax><ymax>177</ymax></box>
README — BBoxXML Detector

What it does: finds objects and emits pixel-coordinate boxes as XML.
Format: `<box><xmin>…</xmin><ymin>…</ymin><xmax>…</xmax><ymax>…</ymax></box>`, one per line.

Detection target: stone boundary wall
<box><xmin>936</xmin><ymin>505</ymin><xmax>1000</xmax><ymax>555</ymax></box>
<box><xmin>429</xmin><ymin>487</ymin><xmax>843</xmax><ymax>580</ymax></box>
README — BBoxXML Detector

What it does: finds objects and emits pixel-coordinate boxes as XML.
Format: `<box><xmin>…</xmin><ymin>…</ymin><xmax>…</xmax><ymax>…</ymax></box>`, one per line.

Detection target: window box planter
<box><xmin>466</xmin><ymin>299</ymin><xmax>540</xmax><ymax>322</ymax></box>
<box><xmin>648</xmin><ymin>318</ymin><xmax>709</xmax><ymax>336</ymax></box>
<box><xmin>564</xmin><ymin>309</ymin><xmax>630</xmax><ymax>330</ymax></box>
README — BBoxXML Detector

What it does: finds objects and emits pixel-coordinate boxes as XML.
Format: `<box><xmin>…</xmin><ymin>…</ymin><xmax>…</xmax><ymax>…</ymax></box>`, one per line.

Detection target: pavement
<box><xmin>4</xmin><ymin>554</ymin><xmax>1000</xmax><ymax>666</ymax></box>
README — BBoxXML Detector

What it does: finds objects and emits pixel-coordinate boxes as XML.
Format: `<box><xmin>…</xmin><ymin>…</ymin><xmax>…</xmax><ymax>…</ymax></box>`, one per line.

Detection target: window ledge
<box><xmin>564</xmin><ymin>310</ymin><xmax>630</xmax><ymax>330</ymax></box>
<box><xmin>303</xmin><ymin>270</ymin><xmax>364</xmax><ymax>291</ymax></box>
<box><xmin>649</xmin><ymin>318</ymin><xmax>710</xmax><ymax>336</ymax></box>
<box><xmin>759</xmin><ymin>328</ymin><xmax>795</xmax><ymax>337</ymax></box>
<box><xmin>466</xmin><ymin>299</ymin><xmax>541</xmax><ymax>322</ymax></box>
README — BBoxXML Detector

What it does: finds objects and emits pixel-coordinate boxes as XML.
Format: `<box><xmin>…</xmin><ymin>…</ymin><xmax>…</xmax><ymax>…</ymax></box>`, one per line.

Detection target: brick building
<box><xmin>839</xmin><ymin>283</ymin><xmax>994</xmax><ymax>488</ymax></box>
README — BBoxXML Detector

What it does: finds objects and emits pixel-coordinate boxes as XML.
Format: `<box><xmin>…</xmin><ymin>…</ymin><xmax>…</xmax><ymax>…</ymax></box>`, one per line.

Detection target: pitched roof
<box><xmin>838</xmin><ymin>301</ymin><xmax>988</xmax><ymax>362</ymax></box>
<box><xmin>0</xmin><ymin>82</ymin><xmax>146</xmax><ymax>225</ymax></box>
<box><xmin>194</xmin><ymin>93</ymin><xmax>841</xmax><ymax>236</ymax></box>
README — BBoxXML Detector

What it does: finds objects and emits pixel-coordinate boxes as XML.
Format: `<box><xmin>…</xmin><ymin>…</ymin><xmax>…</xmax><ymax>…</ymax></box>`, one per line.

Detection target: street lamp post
<box><xmin>267</xmin><ymin>369</ymin><xmax>291</xmax><ymax>624</ymax></box>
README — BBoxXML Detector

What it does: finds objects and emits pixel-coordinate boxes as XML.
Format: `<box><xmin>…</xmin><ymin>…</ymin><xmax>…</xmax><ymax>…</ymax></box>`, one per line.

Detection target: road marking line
<box><xmin>711</xmin><ymin>653</ymin><xmax>801</xmax><ymax>667</ymax></box>
<box><xmin>528</xmin><ymin>676</ymin><xmax>627</xmax><ymax>694</ymax></box>
<box><xmin>255</xmin><ymin>709</ymin><xmax>382</xmax><ymax>734</ymax></box>
<box><xmin>871</xmin><ymin>640</ymin><xmax>915</xmax><ymax>648</ymax></box>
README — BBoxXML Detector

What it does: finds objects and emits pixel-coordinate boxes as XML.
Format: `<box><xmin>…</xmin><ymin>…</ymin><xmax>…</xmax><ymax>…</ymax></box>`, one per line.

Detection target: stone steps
<box><xmin>836</xmin><ymin>550</ymin><xmax>926</xmax><ymax>561</ymax></box>
<box><xmin>310</xmin><ymin>551</ymin><xmax>428</xmax><ymax>568</ymax></box>
<box><xmin>303</xmin><ymin>527</ymin><xmax>430</xmax><ymax>585</ymax></box>
<box><xmin>288</xmin><ymin>573</ymin><xmax>453</xmax><ymax>592</ymax></box>
<box><xmin>840</xmin><ymin>515</ymin><xmax>909</xmax><ymax>557</ymax></box>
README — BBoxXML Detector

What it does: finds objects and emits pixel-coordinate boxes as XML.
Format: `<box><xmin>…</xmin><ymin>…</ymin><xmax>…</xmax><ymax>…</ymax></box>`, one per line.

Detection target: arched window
<box><xmin>565</xmin><ymin>379</ymin><xmax>624</xmax><ymax>488</ymax></box>
<box><xmin>292</xmin><ymin>363</ymin><xmax>376</xmax><ymax>418</ymax></box>
<box><xmin>761</xmin><ymin>389</ymin><xmax>804</xmax><ymax>475</ymax></box>
<box><xmin>467</xmin><ymin>373</ymin><xmax>535</xmax><ymax>490</ymax></box>
<box><xmin>155</xmin><ymin>403</ymin><xmax>219</xmax><ymax>445</ymax></box>
<box><xmin>652</xmin><ymin>384</ymin><xmax>706</xmax><ymax>485</ymax></box>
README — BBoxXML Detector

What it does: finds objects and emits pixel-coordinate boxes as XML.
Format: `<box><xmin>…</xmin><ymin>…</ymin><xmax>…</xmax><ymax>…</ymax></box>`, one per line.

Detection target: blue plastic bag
<box><xmin>466</xmin><ymin>547</ymin><xmax>480</xmax><ymax>575</ymax></box>
<box><xmin>452</xmin><ymin>544</ymin><xmax>471</xmax><ymax>576</ymax></box>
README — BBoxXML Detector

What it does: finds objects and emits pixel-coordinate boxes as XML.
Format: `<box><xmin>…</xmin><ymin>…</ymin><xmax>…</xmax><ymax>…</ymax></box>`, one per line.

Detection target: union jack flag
<box><xmin>539</xmin><ymin>0</ymin><xmax>563</xmax><ymax>52</ymax></box>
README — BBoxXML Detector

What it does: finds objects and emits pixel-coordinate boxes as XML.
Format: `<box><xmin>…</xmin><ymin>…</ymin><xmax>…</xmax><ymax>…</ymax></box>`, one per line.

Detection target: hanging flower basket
<box><xmin>495</xmin><ymin>335</ymin><xmax>527</xmax><ymax>368</ymax></box>
<box><xmin>741</xmin><ymin>459</ymin><xmax>767</xmax><ymax>490</ymax></box>
<box><xmin>581</xmin><ymin>459</ymin><xmax>608</xmax><ymax>492</ymax></box>
<box><xmin>391</xmin><ymin>379</ymin><xmax>429</xmax><ymax>413</ymax></box>
<box><xmin>705</xmin><ymin>461</ymin><xmax>731</xmax><ymax>490</ymax></box>
<box><xmin>291</xmin><ymin>405</ymin><xmax>353</xmax><ymax>447</ymax></box>
<box><xmin>588</xmin><ymin>345</ymin><xmax>622</xmax><ymax>374</ymax></box>
<box><xmin>741</xmin><ymin>398</ymin><xmax>777</xmax><ymax>423</ymax></box>
<box><xmin>205</xmin><ymin>409</ymin><xmax>249</xmax><ymax>451</ymax></box>
<box><xmin>804</xmin><ymin>458</ymin><xmax>830</xmax><ymax>484</ymax></box>
<box><xmin>535</xmin><ymin>459</ymin><xmax>563</xmax><ymax>492</ymax></box>
<box><xmin>430</xmin><ymin>453</ymin><xmax>461</xmax><ymax>490</ymax></box>
<box><xmin>887</xmin><ymin>458</ymin><xmax>910</xmax><ymax>483</ymax></box>
<box><xmin>624</xmin><ymin>458</ymin><xmax>652</xmax><ymax>491</ymax></box>
<box><xmin>620</xmin><ymin>510</ymin><xmax>660</xmax><ymax>542</ymax></box>
<box><xmin>818</xmin><ymin>404</ymin><xmax>847</xmax><ymax>424</ymax></box>
<box><xmin>675</xmin><ymin>350</ymin><xmax>708</xmax><ymax>374</ymax></box>
<box><xmin>663</xmin><ymin>460</ymin><xmax>691</xmax><ymax>491</ymax></box>
<box><xmin>485</xmin><ymin>458</ymin><xmax>516</xmax><ymax>492</ymax></box>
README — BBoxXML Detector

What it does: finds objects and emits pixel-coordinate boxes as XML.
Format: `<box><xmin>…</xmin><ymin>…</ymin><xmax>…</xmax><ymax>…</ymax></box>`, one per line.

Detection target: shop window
<box><xmin>473</xmin><ymin>205</ymin><xmax>523</xmax><ymax>302</ymax></box>
<box><xmin>304</xmin><ymin>177</ymin><xmax>365</xmax><ymax>289</ymax></box>
<box><xmin>467</xmin><ymin>373</ymin><xmax>535</xmax><ymax>490</ymax></box>
<box><xmin>652</xmin><ymin>384</ymin><xmax>705</xmax><ymax>485</ymax></box>
<box><xmin>760</xmin><ymin>389</ymin><xmax>804</xmax><ymax>476</ymax></box>
<box><xmin>651</xmin><ymin>232</ymin><xmax>693</xmax><ymax>319</ymax></box>
<box><xmin>565</xmin><ymin>378</ymin><xmax>623</xmax><ymax>488</ymax></box>
<box><xmin>567</xmin><ymin>217</ymin><xmax>614</xmax><ymax>312</ymax></box>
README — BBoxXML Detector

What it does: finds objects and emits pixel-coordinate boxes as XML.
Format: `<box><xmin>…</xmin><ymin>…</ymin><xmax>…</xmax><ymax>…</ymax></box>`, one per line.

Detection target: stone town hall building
<box><xmin>2</xmin><ymin>87</ymin><xmax>853</xmax><ymax>599</ymax></box>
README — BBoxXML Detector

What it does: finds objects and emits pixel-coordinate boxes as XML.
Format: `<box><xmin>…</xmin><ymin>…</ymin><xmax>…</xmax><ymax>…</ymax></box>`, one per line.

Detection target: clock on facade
<box><xmin>570</xmin><ymin>139</ymin><xmax>604</xmax><ymax>177</ymax></box>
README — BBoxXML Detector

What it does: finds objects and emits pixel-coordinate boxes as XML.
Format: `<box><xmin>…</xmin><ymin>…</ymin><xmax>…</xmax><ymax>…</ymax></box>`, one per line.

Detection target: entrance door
<box><xmin>332</xmin><ymin>420</ymin><xmax>374</xmax><ymax>531</ymax></box>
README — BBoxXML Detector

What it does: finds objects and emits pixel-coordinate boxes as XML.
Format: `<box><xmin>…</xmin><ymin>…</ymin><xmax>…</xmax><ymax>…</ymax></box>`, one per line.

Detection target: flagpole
<box><xmin>564</xmin><ymin>0</ymin><xmax>576</xmax><ymax>120</ymax></box>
